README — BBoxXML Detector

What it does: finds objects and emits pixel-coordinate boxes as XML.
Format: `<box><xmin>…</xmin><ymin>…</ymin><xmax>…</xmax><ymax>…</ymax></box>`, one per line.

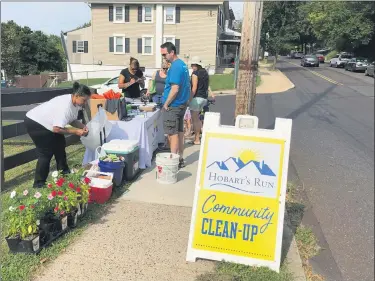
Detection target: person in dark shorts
<box><xmin>160</xmin><ymin>42</ymin><xmax>190</xmax><ymax>168</ymax></box>
<box><xmin>118</xmin><ymin>57</ymin><xmax>145</xmax><ymax>99</ymax></box>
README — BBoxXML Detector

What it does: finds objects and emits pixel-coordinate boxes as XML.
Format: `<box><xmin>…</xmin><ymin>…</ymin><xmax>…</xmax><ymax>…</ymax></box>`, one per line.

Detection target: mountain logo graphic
<box><xmin>207</xmin><ymin>157</ymin><xmax>276</xmax><ymax>177</ymax></box>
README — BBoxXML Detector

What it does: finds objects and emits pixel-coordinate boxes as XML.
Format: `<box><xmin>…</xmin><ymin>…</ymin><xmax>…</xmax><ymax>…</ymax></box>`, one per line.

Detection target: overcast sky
<box><xmin>1</xmin><ymin>1</ymin><xmax>244</xmax><ymax>35</ymax></box>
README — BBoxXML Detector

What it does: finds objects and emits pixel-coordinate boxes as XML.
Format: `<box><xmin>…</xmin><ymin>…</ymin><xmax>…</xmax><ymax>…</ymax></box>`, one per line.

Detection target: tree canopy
<box><xmin>1</xmin><ymin>20</ymin><xmax>67</xmax><ymax>79</ymax></box>
<box><xmin>261</xmin><ymin>1</ymin><xmax>375</xmax><ymax>58</ymax></box>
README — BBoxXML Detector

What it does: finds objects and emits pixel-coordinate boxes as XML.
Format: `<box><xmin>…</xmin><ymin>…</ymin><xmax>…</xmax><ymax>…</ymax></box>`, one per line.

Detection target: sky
<box><xmin>1</xmin><ymin>1</ymin><xmax>244</xmax><ymax>35</ymax></box>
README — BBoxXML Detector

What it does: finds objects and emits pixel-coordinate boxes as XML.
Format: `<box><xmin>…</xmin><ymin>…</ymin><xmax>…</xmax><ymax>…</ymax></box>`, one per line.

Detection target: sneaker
<box><xmin>178</xmin><ymin>158</ymin><xmax>186</xmax><ymax>169</ymax></box>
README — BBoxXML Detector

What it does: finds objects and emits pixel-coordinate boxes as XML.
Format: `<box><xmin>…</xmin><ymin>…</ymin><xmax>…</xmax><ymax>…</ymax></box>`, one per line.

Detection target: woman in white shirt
<box><xmin>25</xmin><ymin>82</ymin><xmax>91</xmax><ymax>188</ymax></box>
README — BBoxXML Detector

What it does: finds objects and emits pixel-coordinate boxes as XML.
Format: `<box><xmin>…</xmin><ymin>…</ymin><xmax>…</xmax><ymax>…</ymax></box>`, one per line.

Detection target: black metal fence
<box><xmin>1</xmin><ymin>88</ymin><xmax>81</xmax><ymax>182</ymax></box>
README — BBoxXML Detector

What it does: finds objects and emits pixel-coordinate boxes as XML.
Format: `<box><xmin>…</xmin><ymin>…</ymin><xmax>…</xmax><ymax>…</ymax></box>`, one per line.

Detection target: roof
<box><xmin>87</xmin><ymin>0</ymin><xmax>224</xmax><ymax>4</ymax></box>
<box><xmin>63</xmin><ymin>25</ymin><xmax>91</xmax><ymax>35</ymax></box>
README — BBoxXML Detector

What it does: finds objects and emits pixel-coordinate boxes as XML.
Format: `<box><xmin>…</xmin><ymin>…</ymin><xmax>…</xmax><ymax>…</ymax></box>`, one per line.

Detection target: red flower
<box><xmin>19</xmin><ymin>205</ymin><xmax>26</xmax><ymax>211</ymax></box>
<box><xmin>30</xmin><ymin>205</ymin><xmax>35</xmax><ymax>209</ymax></box>
<box><xmin>47</xmin><ymin>183</ymin><xmax>53</xmax><ymax>188</ymax></box>
<box><xmin>51</xmin><ymin>190</ymin><xmax>57</xmax><ymax>197</ymax></box>
<box><xmin>84</xmin><ymin>177</ymin><xmax>91</xmax><ymax>184</ymax></box>
<box><xmin>57</xmin><ymin>191</ymin><xmax>64</xmax><ymax>196</ymax></box>
<box><xmin>63</xmin><ymin>196</ymin><xmax>68</xmax><ymax>201</ymax></box>
<box><xmin>68</xmin><ymin>182</ymin><xmax>75</xmax><ymax>189</ymax></box>
<box><xmin>75</xmin><ymin>187</ymin><xmax>81</xmax><ymax>193</ymax></box>
<box><xmin>56</xmin><ymin>179</ymin><xmax>64</xmax><ymax>187</ymax></box>
<box><xmin>54</xmin><ymin>206</ymin><xmax>59</xmax><ymax>212</ymax></box>
<box><xmin>60</xmin><ymin>211</ymin><xmax>65</xmax><ymax>216</ymax></box>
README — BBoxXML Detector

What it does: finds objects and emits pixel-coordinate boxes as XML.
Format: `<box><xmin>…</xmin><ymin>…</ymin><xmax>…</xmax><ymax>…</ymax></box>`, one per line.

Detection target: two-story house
<box><xmin>64</xmin><ymin>0</ymin><xmax>237</xmax><ymax>79</ymax></box>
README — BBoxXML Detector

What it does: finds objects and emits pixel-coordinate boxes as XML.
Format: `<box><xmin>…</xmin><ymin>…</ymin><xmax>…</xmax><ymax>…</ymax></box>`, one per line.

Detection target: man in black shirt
<box><xmin>118</xmin><ymin>57</ymin><xmax>145</xmax><ymax>99</ymax></box>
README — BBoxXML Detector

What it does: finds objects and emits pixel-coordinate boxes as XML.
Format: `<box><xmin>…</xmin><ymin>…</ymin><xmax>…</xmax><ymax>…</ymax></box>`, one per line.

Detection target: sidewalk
<box><xmin>32</xmin><ymin>144</ymin><xmax>305</xmax><ymax>281</ymax></box>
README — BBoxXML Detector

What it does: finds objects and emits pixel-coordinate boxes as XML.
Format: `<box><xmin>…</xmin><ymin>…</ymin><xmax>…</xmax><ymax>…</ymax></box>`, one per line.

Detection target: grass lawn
<box><xmin>56</xmin><ymin>78</ymin><xmax>109</xmax><ymax>88</ymax></box>
<box><xmin>210</xmin><ymin>74</ymin><xmax>261</xmax><ymax>91</ymax></box>
<box><xmin>197</xmin><ymin>261</ymin><xmax>293</xmax><ymax>281</ymax></box>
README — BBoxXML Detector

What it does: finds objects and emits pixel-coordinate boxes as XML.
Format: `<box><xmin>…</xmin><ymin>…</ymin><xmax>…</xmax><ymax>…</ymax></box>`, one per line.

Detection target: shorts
<box><xmin>163</xmin><ymin>105</ymin><xmax>186</xmax><ymax>135</ymax></box>
<box><xmin>184</xmin><ymin>108</ymin><xmax>191</xmax><ymax>120</ymax></box>
<box><xmin>152</xmin><ymin>94</ymin><xmax>162</xmax><ymax>104</ymax></box>
<box><xmin>189</xmin><ymin>97</ymin><xmax>207</xmax><ymax>112</ymax></box>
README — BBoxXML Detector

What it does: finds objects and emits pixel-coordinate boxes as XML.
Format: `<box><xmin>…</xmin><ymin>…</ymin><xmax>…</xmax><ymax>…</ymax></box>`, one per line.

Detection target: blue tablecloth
<box><xmin>82</xmin><ymin>109</ymin><xmax>164</xmax><ymax>169</ymax></box>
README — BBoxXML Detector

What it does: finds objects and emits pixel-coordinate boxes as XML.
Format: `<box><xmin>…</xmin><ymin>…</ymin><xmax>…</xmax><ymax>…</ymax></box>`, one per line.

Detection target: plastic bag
<box><xmin>95</xmin><ymin>146</ymin><xmax>107</xmax><ymax>160</ymax></box>
<box><xmin>80</xmin><ymin>107</ymin><xmax>113</xmax><ymax>151</ymax></box>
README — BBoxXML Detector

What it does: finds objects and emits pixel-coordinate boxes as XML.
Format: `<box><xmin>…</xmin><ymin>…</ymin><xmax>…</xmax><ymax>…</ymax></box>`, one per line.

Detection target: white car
<box><xmin>329</xmin><ymin>53</ymin><xmax>353</xmax><ymax>68</ymax></box>
<box><xmin>90</xmin><ymin>75</ymin><xmax>152</xmax><ymax>95</ymax></box>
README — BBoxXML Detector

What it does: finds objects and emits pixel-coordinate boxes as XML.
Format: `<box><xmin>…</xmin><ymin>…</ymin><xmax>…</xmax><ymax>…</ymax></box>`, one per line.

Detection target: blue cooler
<box><xmin>102</xmin><ymin>140</ymin><xmax>140</xmax><ymax>181</ymax></box>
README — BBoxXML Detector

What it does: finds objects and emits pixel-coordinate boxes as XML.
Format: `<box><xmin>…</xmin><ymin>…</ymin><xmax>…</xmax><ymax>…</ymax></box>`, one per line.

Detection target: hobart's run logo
<box><xmin>205</xmin><ymin>149</ymin><xmax>277</xmax><ymax>196</ymax></box>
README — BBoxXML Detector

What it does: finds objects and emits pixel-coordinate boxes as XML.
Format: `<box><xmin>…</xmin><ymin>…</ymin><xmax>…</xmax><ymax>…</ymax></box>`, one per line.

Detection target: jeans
<box><xmin>24</xmin><ymin>117</ymin><xmax>70</xmax><ymax>187</ymax></box>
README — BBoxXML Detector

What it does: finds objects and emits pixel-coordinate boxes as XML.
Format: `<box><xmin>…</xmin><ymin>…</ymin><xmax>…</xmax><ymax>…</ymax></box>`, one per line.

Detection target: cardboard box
<box><xmin>89</xmin><ymin>99</ymin><xmax>119</xmax><ymax>121</ymax></box>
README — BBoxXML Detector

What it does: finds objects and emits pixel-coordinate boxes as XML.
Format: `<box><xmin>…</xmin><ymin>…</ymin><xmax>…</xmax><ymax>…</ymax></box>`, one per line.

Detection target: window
<box><xmin>143</xmin><ymin>5</ymin><xmax>153</xmax><ymax>23</ymax></box>
<box><xmin>163</xmin><ymin>36</ymin><xmax>175</xmax><ymax>45</ymax></box>
<box><xmin>77</xmin><ymin>41</ymin><xmax>84</xmax><ymax>53</ymax></box>
<box><xmin>142</xmin><ymin>36</ymin><xmax>153</xmax><ymax>55</ymax></box>
<box><xmin>107</xmin><ymin>77</ymin><xmax>119</xmax><ymax>85</ymax></box>
<box><xmin>113</xmin><ymin>35</ymin><xmax>125</xmax><ymax>53</ymax></box>
<box><xmin>115</xmin><ymin>5</ymin><xmax>124</xmax><ymax>22</ymax></box>
<box><xmin>164</xmin><ymin>6</ymin><xmax>175</xmax><ymax>24</ymax></box>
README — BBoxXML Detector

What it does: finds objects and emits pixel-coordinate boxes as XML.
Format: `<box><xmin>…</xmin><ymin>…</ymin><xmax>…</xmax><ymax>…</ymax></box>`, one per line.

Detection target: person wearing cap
<box><xmin>188</xmin><ymin>56</ymin><xmax>210</xmax><ymax>145</ymax></box>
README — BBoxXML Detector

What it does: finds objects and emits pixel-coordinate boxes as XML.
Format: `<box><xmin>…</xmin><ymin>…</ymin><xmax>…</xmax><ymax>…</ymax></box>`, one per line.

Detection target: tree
<box><xmin>305</xmin><ymin>2</ymin><xmax>374</xmax><ymax>52</ymax></box>
<box><xmin>1</xmin><ymin>21</ymin><xmax>66</xmax><ymax>78</ymax></box>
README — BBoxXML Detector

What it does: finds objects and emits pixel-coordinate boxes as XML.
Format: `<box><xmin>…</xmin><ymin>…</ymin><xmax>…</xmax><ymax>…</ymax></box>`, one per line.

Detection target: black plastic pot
<box><xmin>67</xmin><ymin>210</ymin><xmax>78</xmax><ymax>228</ymax></box>
<box><xmin>5</xmin><ymin>234</ymin><xmax>40</xmax><ymax>254</ymax></box>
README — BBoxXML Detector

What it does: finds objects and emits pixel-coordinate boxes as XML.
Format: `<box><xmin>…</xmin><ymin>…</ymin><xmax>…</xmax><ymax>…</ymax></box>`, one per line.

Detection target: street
<box><xmin>212</xmin><ymin>60</ymin><xmax>374</xmax><ymax>281</ymax></box>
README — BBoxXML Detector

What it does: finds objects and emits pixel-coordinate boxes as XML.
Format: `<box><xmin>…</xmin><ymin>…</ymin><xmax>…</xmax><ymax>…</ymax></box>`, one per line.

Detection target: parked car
<box><xmin>314</xmin><ymin>53</ymin><xmax>325</xmax><ymax>63</ymax></box>
<box><xmin>329</xmin><ymin>53</ymin><xmax>353</xmax><ymax>68</ymax></box>
<box><xmin>301</xmin><ymin>55</ymin><xmax>319</xmax><ymax>67</ymax></box>
<box><xmin>1</xmin><ymin>80</ymin><xmax>7</xmax><ymax>88</ymax></box>
<box><xmin>365</xmin><ymin>61</ymin><xmax>375</xmax><ymax>77</ymax></box>
<box><xmin>90</xmin><ymin>75</ymin><xmax>152</xmax><ymax>95</ymax></box>
<box><xmin>345</xmin><ymin>58</ymin><xmax>368</xmax><ymax>72</ymax></box>
<box><xmin>293</xmin><ymin>52</ymin><xmax>304</xmax><ymax>59</ymax></box>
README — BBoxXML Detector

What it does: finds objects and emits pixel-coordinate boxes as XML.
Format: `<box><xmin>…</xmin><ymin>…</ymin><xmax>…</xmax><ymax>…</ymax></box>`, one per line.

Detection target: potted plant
<box><xmin>4</xmin><ymin>189</ymin><xmax>47</xmax><ymax>253</ymax></box>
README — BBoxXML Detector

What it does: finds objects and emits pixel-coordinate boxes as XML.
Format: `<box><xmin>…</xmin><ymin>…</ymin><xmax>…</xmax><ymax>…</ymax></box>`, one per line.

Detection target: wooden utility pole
<box><xmin>235</xmin><ymin>1</ymin><xmax>263</xmax><ymax>117</ymax></box>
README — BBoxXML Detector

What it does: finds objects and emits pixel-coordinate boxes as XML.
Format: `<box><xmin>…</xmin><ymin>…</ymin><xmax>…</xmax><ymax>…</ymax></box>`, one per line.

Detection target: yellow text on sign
<box><xmin>192</xmin><ymin>189</ymin><xmax>279</xmax><ymax>261</ymax></box>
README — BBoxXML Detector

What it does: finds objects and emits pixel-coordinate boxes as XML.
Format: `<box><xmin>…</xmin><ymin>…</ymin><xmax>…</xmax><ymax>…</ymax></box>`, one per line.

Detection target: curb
<box><xmin>284</xmin><ymin>214</ymin><xmax>307</xmax><ymax>281</ymax></box>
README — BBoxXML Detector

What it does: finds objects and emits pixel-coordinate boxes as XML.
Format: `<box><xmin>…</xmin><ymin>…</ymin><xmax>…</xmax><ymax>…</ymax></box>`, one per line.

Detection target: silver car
<box><xmin>365</xmin><ymin>61</ymin><xmax>375</xmax><ymax>77</ymax></box>
<box><xmin>301</xmin><ymin>55</ymin><xmax>319</xmax><ymax>67</ymax></box>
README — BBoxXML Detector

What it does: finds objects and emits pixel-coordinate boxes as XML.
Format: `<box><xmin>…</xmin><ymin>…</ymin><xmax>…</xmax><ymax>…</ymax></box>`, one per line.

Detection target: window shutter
<box><xmin>109</xmin><ymin>37</ymin><xmax>114</xmax><ymax>52</ymax></box>
<box><xmin>138</xmin><ymin>6</ymin><xmax>142</xmax><ymax>22</ymax></box>
<box><xmin>137</xmin><ymin>38</ymin><xmax>142</xmax><ymax>53</ymax></box>
<box><xmin>84</xmin><ymin>41</ymin><xmax>88</xmax><ymax>53</ymax></box>
<box><xmin>109</xmin><ymin>5</ymin><xmax>114</xmax><ymax>22</ymax></box>
<box><xmin>72</xmin><ymin>41</ymin><xmax>77</xmax><ymax>53</ymax></box>
<box><xmin>125</xmin><ymin>6</ymin><xmax>130</xmax><ymax>22</ymax></box>
<box><xmin>176</xmin><ymin>7</ymin><xmax>181</xmax><ymax>23</ymax></box>
<box><xmin>175</xmin><ymin>39</ymin><xmax>180</xmax><ymax>55</ymax></box>
<box><xmin>125</xmin><ymin>38</ymin><xmax>130</xmax><ymax>53</ymax></box>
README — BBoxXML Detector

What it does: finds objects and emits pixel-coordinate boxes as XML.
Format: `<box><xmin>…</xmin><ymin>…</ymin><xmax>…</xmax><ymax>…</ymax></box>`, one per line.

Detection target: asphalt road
<box><xmin>211</xmin><ymin>60</ymin><xmax>374</xmax><ymax>281</ymax></box>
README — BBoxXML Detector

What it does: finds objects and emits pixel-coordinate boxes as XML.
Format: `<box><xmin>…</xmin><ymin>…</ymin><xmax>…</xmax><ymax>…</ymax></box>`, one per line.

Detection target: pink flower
<box><xmin>47</xmin><ymin>183</ymin><xmax>53</xmax><ymax>188</ymax></box>
<box><xmin>75</xmin><ymin>187</ymin><xmax>81</xmax><ymax>193</ymax></box>
<box><xmin>23</xmin><ymin>190</ymin><xmax>29</xmax><ymax>196</ymax></box>
<box><xmin>54</xmin><ymin>206</ymin><xmax>59</xmax><ymax>212</ymax></box>
<box><xmin>84</xmin><ymin>177</ymin><xmax>91</xmax><ymax>184</ymax></box>
<box><xmin>60</xmin><ymin>211</ymin><xmax>65</xmax><ymax>216</ymax></box>
<box><xmin>69</xmin><ymin>182</ymin><xmax>75</xmax><ymax>189</ymax></box>
<box><xmin>48</xmin><ymin>194</ymin><xmax>53</xmax><ymax>200</ymax></box>
<box><xmin>57</xmin><ymin>191</ymin><xmax>64</xmax><ymax>196</ymax></box>
<box><xmin>34</xmin><ymin>192</ymin><xmax>42</xmax><ymax>199</ymax></box>
<box><xmin>63</xmin><ymin>196</ymin><xmax>68</xmax><ymax>201</ymax></box>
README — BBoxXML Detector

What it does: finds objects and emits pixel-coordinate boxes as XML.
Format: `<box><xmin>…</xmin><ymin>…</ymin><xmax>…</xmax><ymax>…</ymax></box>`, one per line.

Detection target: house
<box><xmin>63</xmin><ymin>0</ymin><xmax>240</xmax><ymax>80</ymax></box>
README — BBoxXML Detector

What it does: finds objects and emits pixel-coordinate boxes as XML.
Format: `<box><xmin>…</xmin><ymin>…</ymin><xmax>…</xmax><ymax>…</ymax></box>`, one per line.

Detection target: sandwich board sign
<box><xmin>186</xmin><ymin>113</ymin><xmax>292</xmax><ymax>272</ymax></box>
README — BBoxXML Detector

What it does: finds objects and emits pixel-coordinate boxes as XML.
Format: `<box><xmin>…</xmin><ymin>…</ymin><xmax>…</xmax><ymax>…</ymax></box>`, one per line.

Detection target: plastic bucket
<box><xmin>155</xmin><ymin>153</ymin><xmax>180</xmax><ymax>184</ymax></box>
<box><xmin>98</xmin><ymin>160</ymin><xmax>125</xmax><ymax>187</ymax></box>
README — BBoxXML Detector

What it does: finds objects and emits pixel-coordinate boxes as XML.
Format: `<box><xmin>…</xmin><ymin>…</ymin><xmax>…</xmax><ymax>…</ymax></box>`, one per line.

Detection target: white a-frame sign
<box><xmin>186</xmin><ymin>113</ymin><xmax>292</xmax><ymax>272</ymax></box>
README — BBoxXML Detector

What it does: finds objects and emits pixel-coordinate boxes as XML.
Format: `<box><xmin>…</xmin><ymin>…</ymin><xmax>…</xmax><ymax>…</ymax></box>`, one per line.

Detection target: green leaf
<box><xmin>28</xmin><ymin>225</ymin><xmax>32</xmax><ymax>234</ymax></box>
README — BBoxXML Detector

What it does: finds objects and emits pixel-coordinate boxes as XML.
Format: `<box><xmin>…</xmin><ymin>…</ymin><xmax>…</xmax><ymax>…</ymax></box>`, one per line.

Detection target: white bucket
<box><xmin>155</xmin><ymin>153</ymin><xmax>180</xmax><ymax>184</ymax></box>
